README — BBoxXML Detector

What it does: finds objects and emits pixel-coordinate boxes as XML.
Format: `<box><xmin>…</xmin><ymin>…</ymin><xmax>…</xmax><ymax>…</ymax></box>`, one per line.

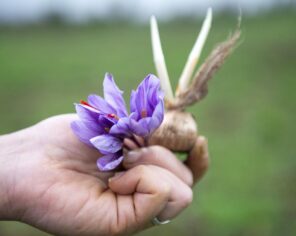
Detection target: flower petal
<box><xmin>75</xmin><ymin>104</ymin><xmax>105</xmax><ymax>133</ymax></box>
<box><xmin>98</xmin><ymin>115</ymin><xmax>116</xmax><ymax>129</ymax></box>
<box><xmin>129</xmin><ymin>117</ymin><xmax>151</xmax><ymax>137</ymax></box>
<box><xmin>148</xmin><ymin>100</ymin><xmax>164</xmax><ymax>133</ymax></box>
<box><xmin>130</xmin><ymin>74</ymin><xmax>162</xmax><ymax>117</ymax></box>
<box><xmin>90</xmin><ymin>134</ymin><xmax>122</xmax><ymax>154</ymax></box>
<box><xmin>153</xmin><ymin>100</ymin><xmax>164</xmax><ymax>123</ymax></box>
<box><xmin>130</xmin><ymin>90</ymin><xmax>137</xmax><ymax>114</ymax></box>
<box><xmin>71</xmin><ymin>120</ymin><xmax>99</xmax><ymax>146</ymax></box>
<box><xmin>88</xmin><ymin>94</ymin><xmax>116</xmax><ymax>115</ymax></box>
<box><xmin>109</xmin><ymin>117</ymin><xmax>131</xmax><ymax>137</ymax></box>
<box><xmin>103</xmin><ymin>73</ymin><xmax>128</xmax><ymax>117</ymax></box>
<box><xmin>129</xmin><ymin>99</ymin><xmax>164</xmax><ymax>137</ymax></box>
<box><xmin>97</xmin><ymin>153</ymin><xmax>124</xmax><ymax>171</ymax></box>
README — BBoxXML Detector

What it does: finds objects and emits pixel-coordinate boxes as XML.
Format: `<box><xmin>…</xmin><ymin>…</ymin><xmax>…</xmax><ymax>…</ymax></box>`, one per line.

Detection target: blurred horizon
<box><xmin>0</xmin><ymin>0</ymin><xmax>295</xmax><ymax>24</ymax></box>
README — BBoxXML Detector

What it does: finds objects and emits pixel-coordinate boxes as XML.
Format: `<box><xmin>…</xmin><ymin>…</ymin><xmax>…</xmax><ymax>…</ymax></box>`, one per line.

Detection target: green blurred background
<box><xmin>0</xmin><ymin>7</ymin><xmax>296</xmax><ymax>236</ymax></box>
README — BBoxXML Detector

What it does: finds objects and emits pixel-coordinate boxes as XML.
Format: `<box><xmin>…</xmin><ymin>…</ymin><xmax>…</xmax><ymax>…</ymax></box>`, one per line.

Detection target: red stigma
<box><xmin>108</xmin><ymin>114</ymin><xmax>115</xmax><ymax>118</ymax></box>
<box><xmin>107</xmin><ymin>113</ymin><xmax>119</xmax><ymax>120</ymax></box>
<box><xmin>80</xmin><ymin>100</ymin><xmax>93</xmax><ymax>108</ymax></box>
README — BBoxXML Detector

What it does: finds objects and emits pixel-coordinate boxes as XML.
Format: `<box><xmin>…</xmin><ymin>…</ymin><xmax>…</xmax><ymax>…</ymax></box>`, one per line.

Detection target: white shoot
<box><xmin>176</xmin><ymin>8</ymin><xmax>212</xmax><ymax>96</ymax></box>
<box><xmin>150</xmin><ymin>15</ymin><xmax>174</xmax><ymax>101</ymax></box>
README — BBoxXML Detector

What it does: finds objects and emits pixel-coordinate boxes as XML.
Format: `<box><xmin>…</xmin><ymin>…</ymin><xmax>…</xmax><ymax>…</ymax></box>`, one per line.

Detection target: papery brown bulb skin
<box><xmin>149</xmin><ymin>110</ymin><xmax>198</xmax><ymax>152</ymax></box>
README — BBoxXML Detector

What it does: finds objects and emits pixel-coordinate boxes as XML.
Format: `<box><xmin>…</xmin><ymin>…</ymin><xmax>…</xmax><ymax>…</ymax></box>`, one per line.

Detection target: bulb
<box><xmin>149</xmin><ymin>110</ymin><xmax>198</xmax><ymax>152</ymax></box>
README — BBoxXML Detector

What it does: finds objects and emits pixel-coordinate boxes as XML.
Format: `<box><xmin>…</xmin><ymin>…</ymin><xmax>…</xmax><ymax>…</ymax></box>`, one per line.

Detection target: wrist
<box><xmin>0</xmin><ymin>129</ymin><xmax>34</xmax><ymax>220</ymax></box>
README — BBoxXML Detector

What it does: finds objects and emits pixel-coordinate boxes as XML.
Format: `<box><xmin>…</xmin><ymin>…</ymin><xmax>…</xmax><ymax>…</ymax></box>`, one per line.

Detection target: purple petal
<box><xmin>147</xmin><ymin>86</ymin><xmax>162</xmax><ymax>116</ymax></box>
<box><xmin>88</xmin><ymin>94</ymin><xmax>116</xmax><ymax>115</ymax></box>
<box><xmin>135</xmin><ymin>83</ymin><xmax>146</xmax><ymax>117</ymax></box>
<box><xmin>130</xmin><ymin>74</ymin><xmax>162</xmax><ymax>118</ymax></box>
<box><xmin>71</xmin><ymin>120</ymin><xmax>99</xmax><ymax>146</ymax></box>
<box><xmin>90</xmin><ymin>134</ymin><xmax>122</xmax><ymax>154</ymax></box>
<box><xmin>98</xmin><ymin>115</ymin><xmax>116</xmax><ymax>129</ymax></box>
<box><xmin>103</xmin><ymin>73</ymin><xmax>128</xmax><ymax>117</ymax></box>
<box><xmin>129</xmin><ymin>117</ymin><xmax>151</xmax><ymax>137</ymax></box>
<box><xmin>147</xmin><ymin>100</ymin><xmax>164</xmax><ymax>133</ymax></box>
<box><xmin>75</xmin><ymin>104</ymin><xmax>105</xmax><ymax>133</ymax></box>
<box><xmin>130</xmin><ymin>90</ymin><xmax>137</xmax><ymax>114</ymax></box>
<box><xmin>97</xmin><ymin>153</ymin><xmax>124</xmax><ymax>171</ymax></box>
<box><xmin>153</xmin><ymin>100</ymin><xmax>164</xmax><ymax>123</ymax></box>
<box><xmin>128</xmin><ymin>100</ymin><xmax>164</xmax><ymax>137</ymax></box>
<box><xmin>109</xmin><ymin>117</ymin><xmax>131</xmax><ymax>137</ymax></box>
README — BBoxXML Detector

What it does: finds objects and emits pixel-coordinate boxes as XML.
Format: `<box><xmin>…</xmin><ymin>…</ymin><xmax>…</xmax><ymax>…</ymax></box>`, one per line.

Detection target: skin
<box><xmin>0</xmin><ymin>114</ymin><xmax>209</xmax><ymax>236</ymax></box>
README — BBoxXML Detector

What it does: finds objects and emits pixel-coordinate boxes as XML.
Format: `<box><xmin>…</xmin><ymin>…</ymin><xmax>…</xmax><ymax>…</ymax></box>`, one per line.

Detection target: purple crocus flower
<box><xmin>129</xmin><ymin>74</ymin><xmax>164</xmax><ymax>137</ymax></box>
<box><xmin>71</xmin><ymin>73</ymin><xmax>129</xmax><ymax>171</ymax></box>
<box><xmin>108</xmin><ymin>74</ymin><xmax>164</xmax><ymax>138</ymax></box>
<box><xmin>71</xmin><ymin>73</ymin><xmax>164</xmax><ymax>171</ymax></box>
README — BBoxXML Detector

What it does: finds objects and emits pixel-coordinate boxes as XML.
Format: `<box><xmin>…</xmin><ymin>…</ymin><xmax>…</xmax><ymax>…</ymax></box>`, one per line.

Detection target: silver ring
<box><xmin>152</xmin><ymin>217</ymin><xmax>171</xmax><ymax>226</ymax></box>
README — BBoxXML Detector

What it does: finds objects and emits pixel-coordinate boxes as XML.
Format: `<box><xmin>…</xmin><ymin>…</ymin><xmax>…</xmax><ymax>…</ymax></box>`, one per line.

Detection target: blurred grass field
<box><xmin>0</xmin><ymin>9</ymin><xmax>296</xmax><ymax>236</ymax></box>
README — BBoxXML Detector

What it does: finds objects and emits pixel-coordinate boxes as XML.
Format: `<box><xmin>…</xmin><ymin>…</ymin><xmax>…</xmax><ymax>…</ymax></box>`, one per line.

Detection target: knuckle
<box><xmin>156</xmin><ymin>181</ymin><xmax>171</xmax><ymax>199</ymax></box>
<box><xmin>185</xmin><ymin>170</ymin><xmax>194</xmax><ymax>187</ymax></box>
<box><xmin>179</xmin><ymin>186</ymin><xmax>193</xmax><ymax>208</ymax></box>
<box><xmin>135</xmin><ymin>164</ymin><xmax>171</xmax><ymax>200</ymax></box>
<box><xmin>134</xmin><ymin>164</ymin><xmax>150</xmax><ymax>176</ymax></box>
<box><xmin>144</xmin><ymin>146</ymin><xmax>159</xmax><ymax>159</ymax></box>
<box><xmin>146</xmin><ymin>145</ymin><xmax>167</xmax><ymax>158</ymax></box>
<box><xmin>152</xmin><ymin>145</ymin><xmax>166</xmax><ymax>152</ymax></box>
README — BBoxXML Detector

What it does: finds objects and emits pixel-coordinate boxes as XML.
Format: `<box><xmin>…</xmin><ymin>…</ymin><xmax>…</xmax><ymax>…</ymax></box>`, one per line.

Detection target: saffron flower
<box><xmin>71</xmin><ymin>73</ymin><xmax>164</xmax><ymax>171</ymax></box>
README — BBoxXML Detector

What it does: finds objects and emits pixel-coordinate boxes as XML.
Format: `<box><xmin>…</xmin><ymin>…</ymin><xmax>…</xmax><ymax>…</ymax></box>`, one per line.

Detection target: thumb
<box><xmin>108</xmin><ymin>165</ymin><xmax>171</xmax><ymax>226</ymax></box>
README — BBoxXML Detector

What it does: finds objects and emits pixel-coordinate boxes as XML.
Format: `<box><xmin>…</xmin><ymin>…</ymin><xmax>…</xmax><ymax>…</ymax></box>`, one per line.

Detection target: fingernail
<box><xmin>109</xmin><ymin>171</ymin><xmax>126</xmax><ymax>182</ymax></box>
<box><xmin>124</xmin><ymin>149</ymin><xmax>143</xmax><ymax>164</ymax></box>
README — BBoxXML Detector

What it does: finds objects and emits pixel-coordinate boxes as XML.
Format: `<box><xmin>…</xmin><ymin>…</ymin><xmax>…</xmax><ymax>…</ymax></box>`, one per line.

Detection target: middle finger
<box><xmin>122</xmin><ymin>145</ymin><xmax>193</xmax><ymax>186</ymax></box>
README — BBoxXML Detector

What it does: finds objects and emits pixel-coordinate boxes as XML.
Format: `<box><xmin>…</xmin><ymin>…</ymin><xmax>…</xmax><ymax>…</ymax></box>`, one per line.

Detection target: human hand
<box><xmin>0</xmin><ymin>114</ymin><xmax>209</xmax><ymax>236</ymax></box>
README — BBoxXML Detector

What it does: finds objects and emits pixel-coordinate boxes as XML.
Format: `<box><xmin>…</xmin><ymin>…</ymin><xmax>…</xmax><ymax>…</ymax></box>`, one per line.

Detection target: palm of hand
<box><xmin>15</xmin><ymin>115</ymin><xmax>134</xmax><ymax>236</ymax></box>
